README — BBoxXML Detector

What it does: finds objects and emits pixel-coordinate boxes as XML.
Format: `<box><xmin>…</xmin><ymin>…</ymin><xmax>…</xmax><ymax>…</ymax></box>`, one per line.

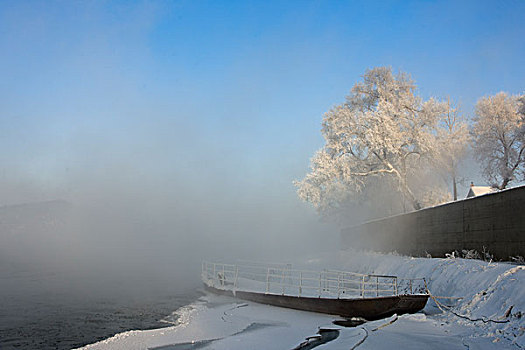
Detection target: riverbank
<box><xmin>78</xmin><ymin>250</ymin><xmax>525</xmax><ymax>349</ymax></box>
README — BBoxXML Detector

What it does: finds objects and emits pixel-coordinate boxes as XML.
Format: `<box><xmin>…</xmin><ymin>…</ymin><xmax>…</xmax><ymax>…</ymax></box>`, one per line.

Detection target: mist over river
<box><xmin>0</xmin><ymin>193</ymin><xmax>334</xmax><ymax>350</ymax></box>
<box><xmin>0</xmin><ymin>260</ymin><xmax>201</xmax><ymax>350</ymax></box>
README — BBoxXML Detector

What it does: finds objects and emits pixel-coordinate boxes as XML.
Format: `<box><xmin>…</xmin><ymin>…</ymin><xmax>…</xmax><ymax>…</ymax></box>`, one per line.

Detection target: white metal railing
<box><xmin>201</xmin><ymin>261</ymin><xmax>427</xmax><ymax>299</ymax></box>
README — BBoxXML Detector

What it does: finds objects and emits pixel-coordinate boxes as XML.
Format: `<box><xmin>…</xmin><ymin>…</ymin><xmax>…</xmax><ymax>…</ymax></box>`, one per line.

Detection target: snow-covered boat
<box><xmin>202</xmin><ymin>261</ymin><xmax>429</xmax><ymax>321</ymax></box>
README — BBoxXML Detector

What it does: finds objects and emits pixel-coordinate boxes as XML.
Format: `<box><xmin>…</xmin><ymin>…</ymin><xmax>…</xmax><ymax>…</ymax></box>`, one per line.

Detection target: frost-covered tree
<box><xmin>436</xmin><ymin>98</ymin><xmax>469</xmax><ymax>200</ymax></box>
<box><xmin>472</xmin><ymin>92</ymin><xmax>525</xmax><ymax>190</ymax></box>
<box><xmin>294</xmin><ymin>67</ymin><xmax>449</xmax><ymax>216</ymax></box>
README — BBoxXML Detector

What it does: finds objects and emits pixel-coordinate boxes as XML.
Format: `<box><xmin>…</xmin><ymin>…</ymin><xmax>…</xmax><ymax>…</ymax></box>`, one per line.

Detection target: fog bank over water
<box><xmin>0</xmin><ymin>143</ymin><xmax>338</xmax><ymax>296</ymax></box>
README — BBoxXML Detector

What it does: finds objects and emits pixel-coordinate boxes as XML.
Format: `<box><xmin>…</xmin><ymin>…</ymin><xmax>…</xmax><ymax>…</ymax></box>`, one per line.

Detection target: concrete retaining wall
<box><xmin>341</xmin><ymin>185</ymin><xmax>525</xmax><ymax>260</ymax></box>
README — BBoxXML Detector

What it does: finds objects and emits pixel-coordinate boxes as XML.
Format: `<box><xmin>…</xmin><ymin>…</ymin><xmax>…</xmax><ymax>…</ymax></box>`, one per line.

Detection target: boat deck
<box><xmin>202</xmin><ymin>261</ymin><xmax>429</xmax><ymax>320</ymax></box>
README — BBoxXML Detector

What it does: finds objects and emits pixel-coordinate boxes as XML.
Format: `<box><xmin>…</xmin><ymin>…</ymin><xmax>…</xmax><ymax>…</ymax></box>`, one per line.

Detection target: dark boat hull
<box><xmin>205</xmin><ymin>285</ymin><xmax>428</xmax><ymax>321</ymax></box>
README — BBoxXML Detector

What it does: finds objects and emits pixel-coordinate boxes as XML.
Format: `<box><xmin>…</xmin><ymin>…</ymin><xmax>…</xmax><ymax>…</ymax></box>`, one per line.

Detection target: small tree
<box><xmin>295</xmin><ymin>67</ymin><xmax>448</xmax><ymax>216</ymax></box>
<box><xmin>436</xmin><ymin>98</ymin><xmax>469</xmax><ymax>200</ymax></box>
<box><xmin>472</xmin><ymin>92</ymin><xmax>525</xmax><ymax>190</ymax></box>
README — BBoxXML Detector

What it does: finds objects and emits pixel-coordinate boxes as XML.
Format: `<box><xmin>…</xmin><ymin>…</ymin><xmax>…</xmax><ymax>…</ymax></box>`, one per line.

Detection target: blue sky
<box><xmin>0</xmin><ymin>0</ymin><xmax>524</xmax><ymax>207</ymax></box>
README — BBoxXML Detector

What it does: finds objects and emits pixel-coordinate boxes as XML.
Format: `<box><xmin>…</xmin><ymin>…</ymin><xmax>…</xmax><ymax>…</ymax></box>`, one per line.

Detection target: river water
<box><xmin>0</xmin><ymin>262</ymin><xmax>200</xmax><ymax>350</ymax></box>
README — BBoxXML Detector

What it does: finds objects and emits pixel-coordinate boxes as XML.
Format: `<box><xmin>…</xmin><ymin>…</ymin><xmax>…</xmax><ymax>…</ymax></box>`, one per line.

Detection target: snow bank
<box><xmin>76</xmin><ymin>294</ymin><xmax>335</xmax><ymax>350</ymax></box>
<box><xmin>298</xmin><ymin>249</ymin><xmax>524</xmax><ymax>348</ymax></box>
<box><xmin>77</xmin><ymin>250</ymin><xmax>524</xmax><ymax>349</ymax></box>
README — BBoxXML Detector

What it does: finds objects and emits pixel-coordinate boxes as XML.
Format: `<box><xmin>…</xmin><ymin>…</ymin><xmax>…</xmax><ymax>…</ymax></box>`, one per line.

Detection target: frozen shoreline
<box><xmin>77</xmin><ymin>250</ymin><xmax>525</xmax><ymax>349</ymax></box>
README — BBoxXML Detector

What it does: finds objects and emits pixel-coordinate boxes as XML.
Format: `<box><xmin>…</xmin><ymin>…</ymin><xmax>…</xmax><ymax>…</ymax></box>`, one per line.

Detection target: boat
<box><xmin>202</xmin><ymin>261</ymin><xmax>429</xmax><ymax>321</ymax></box>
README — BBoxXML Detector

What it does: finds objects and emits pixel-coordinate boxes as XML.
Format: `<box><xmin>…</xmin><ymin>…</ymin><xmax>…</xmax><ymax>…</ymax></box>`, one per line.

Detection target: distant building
<box><xmin>466</xmin><ymin>182</ymin><xmax>496</xmax><ymax>198</ymax></box>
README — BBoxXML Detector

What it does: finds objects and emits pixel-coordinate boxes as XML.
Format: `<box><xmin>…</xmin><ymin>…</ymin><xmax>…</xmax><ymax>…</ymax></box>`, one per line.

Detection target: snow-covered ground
<box><xmin>77</xmin><ymin>250</ymin><xmax>524</xmax><ymax>349</ymax></box>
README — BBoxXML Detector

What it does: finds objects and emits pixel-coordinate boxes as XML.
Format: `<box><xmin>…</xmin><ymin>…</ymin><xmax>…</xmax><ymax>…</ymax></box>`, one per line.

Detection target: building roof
<box><xmin>466</xmin><ymin>186</ymin><xmax>496</xmax><ymax>198</ymax></box>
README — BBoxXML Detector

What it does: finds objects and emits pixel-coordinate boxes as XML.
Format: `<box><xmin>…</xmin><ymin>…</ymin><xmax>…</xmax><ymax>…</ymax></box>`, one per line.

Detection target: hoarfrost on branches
<box><xmin>435</xmin><ymin>98</ymin><xmax>470</xmax><ymax>200</ymax></box>
<box><xmin>472</xmin><ymin>92</ymin><xmax>525</xmax><ymax>190</ymax></box>
<box><xmin>295</xmin><ymin>67</ymin><xmax>453</xmax><ymax>217</ymax></box>
<box><xmin>420</xmin><ymin>187</ymin><xmax>452</xmax><ymax>208</ymax></box>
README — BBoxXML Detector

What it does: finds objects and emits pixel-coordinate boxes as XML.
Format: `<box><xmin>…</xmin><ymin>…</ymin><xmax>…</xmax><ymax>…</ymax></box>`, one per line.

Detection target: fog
<box><xmin>0</xmin><ymin>1</ymin><xmax>343</xmax><ymax>299</ymax></box>
<box><xmin>1</xmin><ymin>1</ymin><xmax>523</xmax><ymax>303</ymax></box>
<box><xmin>0</xmin><ymin>125</ymin><xmax>339</xmax><ymax>298</ymax></box>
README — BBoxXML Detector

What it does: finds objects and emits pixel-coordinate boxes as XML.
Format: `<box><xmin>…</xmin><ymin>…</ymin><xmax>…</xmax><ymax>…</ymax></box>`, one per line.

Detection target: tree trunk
<box><xmin>453</xmin><ymin>176</ymin><xmax>457</xmax><ymax>201</ymax></box>
<box><xmin>386</xmin><ymin>162</ymin><xmax>422</xmax><ymax>210</ymax></box>
<box><xmin>396</xmin><ymin>171</ymin><xmax>421</xmax><ymax>210</ymax></box>
<box><xmin>499</xmin><ymin>177</ymin><xmax>510</xmax><ymax>190</ymax></box>
<box><xmin>407</xmin><ymin>192</ymin><xmax>422</xmax><ymax>210</ymax></box>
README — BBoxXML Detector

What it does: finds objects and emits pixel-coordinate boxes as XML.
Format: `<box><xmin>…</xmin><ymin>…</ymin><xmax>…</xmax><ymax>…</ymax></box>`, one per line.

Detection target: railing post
<box><xmin>361</xmin><ymin>275</ymin><xmax>365</xmax><ymax>297</ymax></box>
<box><xmin>266</xmin><ymin>267</ymin><xmax>270</xmax><ymax>294</ymax></box>
<box><xmin>409</xmin><ymin>279</ymin><xmax>413</xmax><ymax>294</ymax></box>
<box><xmin>212</xmin><ymin>263</ymin><xmax>216</xmax><ymax>287</ymax></box>
<box><xmin>337</xmin><ymin>273</ymin><xmax>341</xmax><ymax>298</ymax></box>
<box><xmin>319</xmin><ymin>272</ymin><xmax>322</xmax><ymax>297</ymax></box>
<box><xmin>376</xmin><ymin>276</ymin><xmax>379</xmax><ymax>297</ymax></box>
<box><xmin>395</xmin><ymin>278</ymin><xmax>398</xmax><ymax>296</ymax></box>
<box><xmin>393</xmin><ymin>278</ymin><xmax>396</xmax><ymax>296</ymax></box>
<box><xmin>281</xmin><ymin>268</ymin><xmax>285</xmax><ymax>295</ymax></box>
<box><xmin>299</xmin><ymin>272</ymin><xmax>302</xmax><ymax>297</ymax></box>
<box><xmin>234</xmin><ymin>266</ymin><xmax>239</xmax><ymax>289</ymax></box>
